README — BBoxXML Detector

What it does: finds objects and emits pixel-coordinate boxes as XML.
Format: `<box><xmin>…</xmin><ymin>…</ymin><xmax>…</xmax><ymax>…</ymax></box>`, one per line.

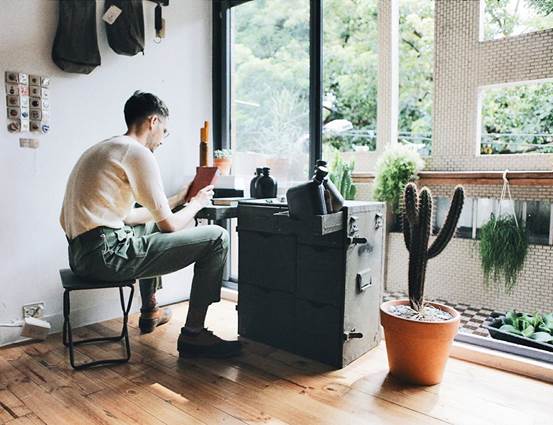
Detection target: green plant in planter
<box><xmin>374</xmin><ymin>144</ymin><xmax>425</xmax><ymax>213</ymax></box>
<box><xmin>403</xmin><ymin>183</ymin><xmax>465</xmax><ymax>311</ymax></box>
<box><xmin>491</xmin><ymin>310</ymin><xmax>553</xmax><ymax>344</ymax></box>
<box><xmin>214</xmin><ymin>149</ymin><xmax>232</xmax><ymax>159</ymax></box>
<box><xmin>328</xmin><ymin>155</ymin><xmax>356</xmax><ymax>200</ymax></box>
<box><xmin>479</xmin><ymin>214</ymin><xmax>528</xmax><ymax>293</ymax></box>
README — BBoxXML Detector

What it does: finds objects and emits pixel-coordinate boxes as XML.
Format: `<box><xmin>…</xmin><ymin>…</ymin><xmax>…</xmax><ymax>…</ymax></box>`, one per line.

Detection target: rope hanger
<box><xmin>498</xmin><ymin>169</ymin><xmax>519</xmax><ymax>228</ymax></box>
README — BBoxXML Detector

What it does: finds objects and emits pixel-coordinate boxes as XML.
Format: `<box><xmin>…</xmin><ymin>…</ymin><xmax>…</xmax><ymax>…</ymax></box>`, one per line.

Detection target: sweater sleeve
<box><xmin>121</xmin><ymin>145</ymin><xmax>172</xmax><ymax>223</ymax></box>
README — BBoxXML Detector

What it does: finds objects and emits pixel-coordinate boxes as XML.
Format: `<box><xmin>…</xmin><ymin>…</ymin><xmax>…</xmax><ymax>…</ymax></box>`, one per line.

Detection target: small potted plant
<box><xmin>213</xmin><ymin>149</ymin><xmax>232</xmax><ymax>176</ymax></box>
<box><xmin>380</xmin><ymin>182</ymin><xmax>464</xmax><ymax>385</ymax></box>
<box><xmin>373</xmin><ymin>144</ymin><xmax>424</xmax><ymax>231</ymax></box>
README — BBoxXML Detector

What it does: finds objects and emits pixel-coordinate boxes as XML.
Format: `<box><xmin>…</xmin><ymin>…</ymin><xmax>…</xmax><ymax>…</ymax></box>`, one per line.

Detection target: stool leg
<box><xmin>63</xmin><ymin>290</ymin><xmax>77</xmax><ymax>369</ymax></box>
<box><xmin>63</xmin><ymin>284</ymin><xmax>135</xmax><ymax>370</ymax></box>
<box><xmin>62</xmin><ymin>289</ymin><xmax>69</xmax><ymax>346</ymax></box>
<box><xmin>119</xmin><ymin>284</ymin><xmax>134</xmax><ymax>361</ymax></box>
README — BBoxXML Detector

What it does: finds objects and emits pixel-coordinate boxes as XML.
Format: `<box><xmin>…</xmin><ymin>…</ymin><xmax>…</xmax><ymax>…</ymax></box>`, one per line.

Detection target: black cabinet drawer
<box><xmin>295</xmin><ymin>299</ymin><xmax>341</xmax><ymax>367</ymax></box>
<box><xmin>238</xmin><ymin>230</ymin><xmax>296</xmax><ymax>293</ymax></box>
<box><xmin>297</xmin><ymin>244</ymin><xmax>344</xmax><ymax>306</ymax></box>
<box><xmin>238</xmin><ymin>284</ymin><xmax>295</xmax><ymax>351</ymax></box>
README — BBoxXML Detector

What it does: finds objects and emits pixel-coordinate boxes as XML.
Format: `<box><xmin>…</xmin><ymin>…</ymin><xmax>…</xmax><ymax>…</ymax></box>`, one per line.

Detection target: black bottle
<box><xmin>286</xmin><ymin>166</ymin><xmax>328</xmax><ymax>220</ymax></box>
<box><xmin>315</xmin><ymin>159</ymin><xmax>345</xmax><ymax>213</ymax></box>
<box><xmin>249</xmin><ymin>168</ymin><xmax>263</xmax><ymax>198</ymax></box>
<box><xmin>255</xmin><ymin>167</ymin><xmax>278</xmax><ymax>198</ymax></box>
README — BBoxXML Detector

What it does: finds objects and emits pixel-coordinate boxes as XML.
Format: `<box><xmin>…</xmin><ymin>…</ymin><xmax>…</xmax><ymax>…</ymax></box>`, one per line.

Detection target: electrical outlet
<box><xmin>22</xmin><ymin>302</ymin><xmax>44</xmax><ymax>319</ymax></box>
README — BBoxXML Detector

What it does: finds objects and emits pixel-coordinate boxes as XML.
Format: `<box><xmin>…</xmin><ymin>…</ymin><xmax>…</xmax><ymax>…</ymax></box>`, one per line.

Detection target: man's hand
<box><xmin>190</xmin><ymin>185</ymin><xmax>214</xmax><ymax>209</ymax></box>
<box><xmin>169</xmin><ymin>181</ymin><xmax>192</xmax><ymax>209</ymax></box>
<box><xmin>157</xmin><ymin>184</ymin><xmax>214</xmax><ymax>233</ymax></box>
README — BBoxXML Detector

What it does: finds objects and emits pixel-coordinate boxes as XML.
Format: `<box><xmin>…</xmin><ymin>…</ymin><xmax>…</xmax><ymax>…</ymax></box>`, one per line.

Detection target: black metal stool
<box><xmin>60</xmin><ymin>269</ymin><xmax>135</xmax><ymax>370</ymax></box>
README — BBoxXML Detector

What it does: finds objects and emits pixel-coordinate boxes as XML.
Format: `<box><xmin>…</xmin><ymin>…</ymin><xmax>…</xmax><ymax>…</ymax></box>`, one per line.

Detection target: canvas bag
<box><xmin>105</xmin><ymin>0</ymin><xmax>145</xmax><ymax>56</ymax></box>
<box><xmin>52</xmin><ymin>0</ymin><xmax>101</xmax><ymax>74</ymax></box>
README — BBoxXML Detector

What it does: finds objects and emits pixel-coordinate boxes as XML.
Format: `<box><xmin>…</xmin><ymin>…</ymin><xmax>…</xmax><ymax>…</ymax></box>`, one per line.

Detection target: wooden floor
<box><xmin>1</xmin><ymin>301</ymin><xmax>552</xmax><ymax>425</ymax></box>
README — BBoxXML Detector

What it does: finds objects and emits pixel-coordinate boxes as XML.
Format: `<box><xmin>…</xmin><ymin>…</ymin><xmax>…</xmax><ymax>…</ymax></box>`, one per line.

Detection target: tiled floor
<box><xmin>383</xmin><ymin>291</ymin><xmax>494</xmax><ymax>337</ymax></box>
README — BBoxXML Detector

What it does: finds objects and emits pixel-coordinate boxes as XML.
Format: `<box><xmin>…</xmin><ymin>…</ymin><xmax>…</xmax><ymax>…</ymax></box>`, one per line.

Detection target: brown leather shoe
<box><xmin>177</xmin><ymin>328</ymin><xmax>242</xmax><ymax>358</ymax></box>
<box><xmin>139</xmin><ymin>307</ymin><xmax>172</xmax><ymax>334</ymax></box>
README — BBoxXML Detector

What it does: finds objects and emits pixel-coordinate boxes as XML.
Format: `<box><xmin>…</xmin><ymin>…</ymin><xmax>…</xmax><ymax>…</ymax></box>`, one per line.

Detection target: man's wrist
<box><xmin>188</xmin><ymin>199</ymin><xmax>204</xmax><ymax>212</ymax></box>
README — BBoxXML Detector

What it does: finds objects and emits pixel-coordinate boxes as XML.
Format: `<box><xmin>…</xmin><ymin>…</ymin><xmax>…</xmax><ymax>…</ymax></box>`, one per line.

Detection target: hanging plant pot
<box><xmin>479</xmin><ymin>214</ymin><xmax>528</xmax><ymax>293</ymax></box>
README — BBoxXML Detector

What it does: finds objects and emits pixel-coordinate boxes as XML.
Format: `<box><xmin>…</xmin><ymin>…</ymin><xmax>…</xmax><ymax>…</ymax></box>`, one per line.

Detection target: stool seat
<box><xmin>60</xmin><ymin>268</ymin><xmax>135</xmax><ymax>370</ymax></box>
<box><xmin>60</xmin><ymin>269</ymin><xmax>135</xmax><ymax>289</ymax></box>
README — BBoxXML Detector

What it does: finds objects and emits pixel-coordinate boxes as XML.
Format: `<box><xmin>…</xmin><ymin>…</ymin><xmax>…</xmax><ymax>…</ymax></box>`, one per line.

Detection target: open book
<box><xmin>184</xmin><ymin>166</ymin><xmax>219</xmax><ymax>203</ymax></box>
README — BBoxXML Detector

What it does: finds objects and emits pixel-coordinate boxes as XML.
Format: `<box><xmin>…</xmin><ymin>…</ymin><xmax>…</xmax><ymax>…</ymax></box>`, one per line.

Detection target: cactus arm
<box><xmin>410</xmin><ymin>188</ymin><xmax>432</xmax><ymax>311</ymax></box>
<box><xmin>403</xmin><ymin>213</ymin><xmax>411</xmax><ymax>251</ymax></box>
<box><xmin>404</xmin><ymin>183</ymin><xmax>419</xmax><ymax>226</ymax></box>
<box><xmin>428</xmin><ymin>186</ymin><xmax>465</xmax><ymax>259</ymax></box>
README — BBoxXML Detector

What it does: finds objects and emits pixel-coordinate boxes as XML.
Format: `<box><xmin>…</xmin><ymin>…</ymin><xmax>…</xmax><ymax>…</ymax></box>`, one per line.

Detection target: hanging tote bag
<box><xmin>52</xmin><ymin>0</ymin><xmax>101</xmax><ymax>74</ymax></box>
<box><xmin>105</xmin><ymin>0</ymin><xmax>145</xmax><ymax>56</ymax></box>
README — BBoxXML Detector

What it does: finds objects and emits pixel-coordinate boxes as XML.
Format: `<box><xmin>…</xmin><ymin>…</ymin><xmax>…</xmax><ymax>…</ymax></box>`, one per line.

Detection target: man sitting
<box><xmin>60</xmin><ymin>91</ymin><xmax>240</xmax><ymax>358</ymax></box>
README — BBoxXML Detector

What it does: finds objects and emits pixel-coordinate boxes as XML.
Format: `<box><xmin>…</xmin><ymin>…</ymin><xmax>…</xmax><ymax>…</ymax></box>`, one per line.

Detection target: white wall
<box><xmin>0</xmin><ymin>0</ymin><xmax>212</xmax><ymax>345</ymax></box>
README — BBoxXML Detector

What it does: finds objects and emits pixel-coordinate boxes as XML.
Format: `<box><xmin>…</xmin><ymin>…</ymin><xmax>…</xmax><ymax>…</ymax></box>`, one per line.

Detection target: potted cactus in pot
<box><xmin>380</xmin><ymin>182</ymin><xmax>464</xmax><ymax>385</ymax></box>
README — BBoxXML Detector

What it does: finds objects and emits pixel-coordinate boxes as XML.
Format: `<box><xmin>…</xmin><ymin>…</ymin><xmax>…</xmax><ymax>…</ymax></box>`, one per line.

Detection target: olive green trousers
<box><xmin>68</xmin><ymin>222</ymin><xmax>229</xmax><ymax>308</ymax></box>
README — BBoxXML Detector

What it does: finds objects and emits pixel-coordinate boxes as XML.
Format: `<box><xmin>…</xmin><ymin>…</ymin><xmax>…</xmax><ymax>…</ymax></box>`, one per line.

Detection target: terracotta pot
<box><xmin>214</xmin><ymin>157</ymin><xmax>232</xmax><ymax>176</ymax></box>
<box><xmin>380</xmin><ymin>299</ymin><xmax>460</xmax><ymax>385</ymax></box>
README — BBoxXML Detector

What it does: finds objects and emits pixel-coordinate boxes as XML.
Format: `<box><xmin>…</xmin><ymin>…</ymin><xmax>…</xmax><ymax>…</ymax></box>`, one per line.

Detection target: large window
<box><xmin>399</xmin><ymin>0</ymin><xmax>434</xmax><ymax>156</ymax></box>
<box><xmin>323</xmin><ymin>0</ymin><xmax>378</xmax><ymax>156</ymax></box>
<box><xmin>230</xmin><ymin>0</ymin><xmax>311</xmax><ymax>192</ymax></box>
<box><xmin>480</xmin><ymin>80</ymin><xmax>553</xmax><ymax>154</ymax></box>
<box><xmin>483</xmin><ymin>0</ymin><xmax>553</xmax><ymax>40</ymax></box>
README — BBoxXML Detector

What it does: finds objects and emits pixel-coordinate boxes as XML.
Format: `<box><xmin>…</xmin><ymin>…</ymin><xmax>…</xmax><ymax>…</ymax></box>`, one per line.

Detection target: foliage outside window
<box><xmin>231</xmin><ymin>0</ymin><xmax>310</xmax><ymax>187</ymax></box>
<box><xmin>398</xmin><ymin>0</ymin><xmax>434</xmax><ymax>156</ymax></box>
<box><xmin>323</xmin><ymin>0</ymin><xmax>378</xmax><ymax>153</ymax></box>
<box><xmin>483</xmin><ymin>0</ymin><xmax>553</xmax><ymax>40</ymax></box>
<box><xmin>480</xmin><ymin>81</ymin><xmax>553</xmax><ymax>154</ymax></box>
<box><xmin>322</xmin><ymin>0</ymin><xmax>434</xmax><ymax>162</ymax></box>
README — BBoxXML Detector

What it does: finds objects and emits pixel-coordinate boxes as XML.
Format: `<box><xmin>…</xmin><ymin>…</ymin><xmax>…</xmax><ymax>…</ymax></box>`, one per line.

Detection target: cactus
<box><xmin>329</xmin><ymin>155</ymin><xmax>357</xmax><ymax>200</ymax></box>
<box><xmin>403</xmin><ymin>183</ymin><xmax>465</xmax><ymax>311</ymax></box>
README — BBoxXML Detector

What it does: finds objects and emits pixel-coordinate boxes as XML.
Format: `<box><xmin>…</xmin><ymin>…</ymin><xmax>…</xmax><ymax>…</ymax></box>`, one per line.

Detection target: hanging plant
<box><xmin>479</xmin><ymin>214</ymin><xmax>528</xmax><ymax>293</ymax></box>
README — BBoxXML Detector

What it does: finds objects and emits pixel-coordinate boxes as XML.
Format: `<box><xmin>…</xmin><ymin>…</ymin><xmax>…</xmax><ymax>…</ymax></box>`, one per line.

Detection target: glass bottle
<box><xmin>256</xmin><ymin>167</ymin><xmax>278</xmax><ymax>198</ymax></box>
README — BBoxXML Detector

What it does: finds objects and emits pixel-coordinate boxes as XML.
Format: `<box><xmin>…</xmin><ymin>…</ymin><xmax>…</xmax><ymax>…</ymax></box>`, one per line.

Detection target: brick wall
<box><xmin>385</xmin><ymin>232</ymin><xmax>553</xmax><ymax>313</ymax></box>
<box><xmin>432</xmin><ymin>0</ymin><xmax>553</xmax><ymax>172</ymax></box>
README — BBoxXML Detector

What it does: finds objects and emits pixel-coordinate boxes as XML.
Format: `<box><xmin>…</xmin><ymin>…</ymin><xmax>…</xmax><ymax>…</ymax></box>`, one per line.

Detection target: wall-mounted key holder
<box><xmin>7</xmin><ymin>120</ymin><xmax>20</xmax><ymax>133</ymax></box>
<box><xmin>5</xmin><ymin>71</ymin><xmax>51</xmax><ymax>135</ymax></box>
<box><xmin>20</xmin><ymin>106</ymin><xmax>29</xmax><ymax>120</ymax></box>
<box><xmin>5</xmin><ymin>71</ymin><xmax>18</xmax><ymax>83</ymax></box>
<box><xmin>30</xmin><ymin>109</ymin><xmax>41</xmax><ymax>121</ymax></box>
<box><xmin>30</xmin><ymin>120</ymin><xmax>40</xmax><ymax>132</ymax></box>
<box><xmin>7</xmin><ymin>95</ymin><xmax>19</xmax><ymax>106</ymax></box>
<box><xmin>6</xmin><ymin>83</ymin><xmax>18</xmax><ymax>96</ymax></box>
<box><xmin>7</xmin><ymin>107</ymin><xmax>20</xmax><ymax>119</ymax></box>
<box><xmin>29</xmin><ymin>75</ymin><xmax>40</xmax><ymax>86</ymax></box>
<box><xmin>29</xmin><ymin>86</ymin><xmax>40</xmax><ymax>97</ymax></box>
<box><xmin>18</xmin><ymin>84</ymin><xmax>29</xmax><ymax>96</ymax></box>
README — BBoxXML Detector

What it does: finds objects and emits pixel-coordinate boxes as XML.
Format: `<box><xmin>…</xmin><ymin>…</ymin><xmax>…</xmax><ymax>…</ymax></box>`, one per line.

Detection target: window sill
<box><xmin>451</xmin><ymin>339</ymin><xmax>553</xmax><ymax>384</ymax></box>
<box><xmin>352</xmin><ymin>171</ymin><xmax>553</xmax><ymax>186</ymax></box>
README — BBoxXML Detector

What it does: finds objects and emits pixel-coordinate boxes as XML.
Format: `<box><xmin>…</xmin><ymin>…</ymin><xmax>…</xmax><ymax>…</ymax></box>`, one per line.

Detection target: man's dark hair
<box><xmin>124</xmin><ymin>91</ymin><xmax>169</xmax><ymax>127</ymax></box>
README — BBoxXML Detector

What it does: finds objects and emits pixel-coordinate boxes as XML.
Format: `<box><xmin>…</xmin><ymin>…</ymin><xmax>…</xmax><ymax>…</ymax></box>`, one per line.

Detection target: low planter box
<box><xmin>484</xmin><ymin>313</ymin><xmax>553</xmax><ymax>353</ymax></box>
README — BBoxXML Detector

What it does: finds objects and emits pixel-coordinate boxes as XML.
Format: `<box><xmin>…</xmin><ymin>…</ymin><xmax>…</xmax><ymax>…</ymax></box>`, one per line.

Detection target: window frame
<box><xmin>212</xmin><ymin>0</ymin><xmax>323</xmax><ymax>175</ymax></box>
